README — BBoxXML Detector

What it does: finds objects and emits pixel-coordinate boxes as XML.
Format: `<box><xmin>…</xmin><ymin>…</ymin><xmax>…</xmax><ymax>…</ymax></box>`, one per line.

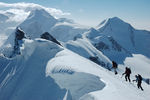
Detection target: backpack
<box><xmin>113</xmin><ymin>61</ymin><xmax>118</xmax><ymax>68</ymax></box>
<box><xmin>138</xmin><ymin>74</ymin><xmax>142</xmax><ymax>81</ymax></box>
<box><xmin>126</xmin><ymin>68</ymin><xmax>131</xmax><ymax>74</ymax></box>
<box><xmin>128</xmin><ymin>68</ymin><xmax>131</xmax><ymax>74</ymax></box>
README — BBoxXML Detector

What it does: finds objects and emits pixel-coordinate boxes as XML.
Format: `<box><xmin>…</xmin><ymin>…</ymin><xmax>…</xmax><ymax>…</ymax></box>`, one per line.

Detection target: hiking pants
<box><xmin>125</xmin><ymin>74</ymin><xmax>131</xmax><ymax>82</ymax></box>
<box><xmin>137</xmin><ymin>82</ymin><xmax>143</xmax><ymax>91</ymax></box>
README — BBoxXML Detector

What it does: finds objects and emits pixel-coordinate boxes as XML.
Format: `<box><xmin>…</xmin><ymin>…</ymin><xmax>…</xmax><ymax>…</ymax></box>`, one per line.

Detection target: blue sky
<box><xmin>0</xmin><ymin>0</ymin><xmax>150</xmax><ymax>30</ymax></box>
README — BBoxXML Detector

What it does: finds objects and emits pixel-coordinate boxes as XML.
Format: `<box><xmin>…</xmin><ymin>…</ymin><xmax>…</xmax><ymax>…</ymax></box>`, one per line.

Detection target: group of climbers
<box><xmin>111</xmin><ymin>61</ymin><xmax>144</xmax><ymax>91</ymax></box>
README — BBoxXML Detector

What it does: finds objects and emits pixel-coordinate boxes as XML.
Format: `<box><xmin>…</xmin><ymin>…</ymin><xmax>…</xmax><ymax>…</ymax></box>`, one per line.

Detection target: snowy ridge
<box><xmin>65</xmin><ymin>38</ymin><xmax>112</xmax><ymax>68</ymax></box>
<box><xmin>50</xmin><ymin>22</ymin><xmax>87</xmax><ymax>42</ymax></box>
<box><xmin>46</xmin><ymin>49</ymin><xmax>106</xmax><ymax>100</ymax></box>
<box><xmin>0</xmin><ymin>7</ymin><xmax>150</xmax><ymax>100</ymax></box>
<box><xmin>10</xmin><ymin>8</ymin><xmax>88</xmax><ymax>43</ymax></box>
<box><xmin>84</xmin><ymin>28</ymin><xmax>132</xmax><ymax>63</ymax></box>
<box><xmin>19</xmin><ymin>8</ymin><xmax>57</xmax><ymax>39</ymax></box>
<box><xmin>46</xmin><ymin>49</ymin><xmax>150</xmax><ymax>100</ymax></box>
<box><xmin>0</xmin><ymin>39</ymin><xmax>110</xmax><ymax>100</ymax></box>
<box><xmin>0</xmin><ymin>11</ymin><xmax>24</xmax><ymax>36</ymax></box>
<box><xmin>81</xmin><ymin>17</ymin><xmax>150</xmax><ymax>63</ymax></box>
<box><xmin>97</xmin><ymin>17</ymin><xmax>150</xmax><ymax>58</ymax></box>
<box><xmin>0</xmin><ymin>38</ymin><xmax>69</xmax><ymax>100</ymax></box>
<box><xmin>0</xmin><ymin>27</ymin><xmax>26</xmax><ymax>57</ymax></box>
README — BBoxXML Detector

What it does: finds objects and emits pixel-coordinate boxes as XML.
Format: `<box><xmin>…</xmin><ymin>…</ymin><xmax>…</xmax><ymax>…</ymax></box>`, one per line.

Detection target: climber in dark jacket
<box><xmin>133</xmin><ymin>74</ymin><xmax>144</xmax><ymax>91</ymax></box>
<box><xmin>122</xmin><ymin>67</ymin><xmax>131</xmax><ymax>82</ymax></box>
<box><xmin>112</xmin><ymin>61</ymin><xmax>118</xmax><ymax>75</ymax></box>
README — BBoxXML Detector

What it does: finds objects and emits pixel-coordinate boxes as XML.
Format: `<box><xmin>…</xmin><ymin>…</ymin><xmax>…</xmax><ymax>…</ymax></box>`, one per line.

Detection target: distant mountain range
<box><xmin>0</xmin><ymin>7</ymin><xmax>150</xmax><ymax>100</ymax></box>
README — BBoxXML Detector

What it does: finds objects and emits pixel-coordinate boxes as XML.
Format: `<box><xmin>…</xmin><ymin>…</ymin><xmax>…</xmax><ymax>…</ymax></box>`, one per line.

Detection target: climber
<box><xmin>122</xmin><ymin>67</ymin><xmax>131</xmax><ymax>82</ymax></box>
<box><xmin>112</xmin><ymin>61</ymin><xmax>118</xmax><ymax>75</ymax></box>
<box><xmin>133</xmin><ymin>74</ymin><xmax>144</xmax><ymax>91</ymax></box>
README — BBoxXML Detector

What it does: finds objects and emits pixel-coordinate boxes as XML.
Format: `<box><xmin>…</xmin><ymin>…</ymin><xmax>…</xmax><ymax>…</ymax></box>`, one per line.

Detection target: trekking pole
<box><xmin>121</xmin><ymin>74</ymin><xmax>124</xmax><ymax>78</ymax></box>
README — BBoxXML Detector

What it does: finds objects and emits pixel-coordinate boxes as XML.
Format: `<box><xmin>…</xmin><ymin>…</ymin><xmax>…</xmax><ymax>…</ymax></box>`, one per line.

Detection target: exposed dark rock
<box><xmin>10</xmin><ymin>27</ymin><xmax>25</xmax><ymax>57</ymax></box>
<box><xmin>108</xmin><ymin>36</ymin><xmax>122</xmax><ymax>51</ymax></box>
<box><xmin>89</xmin><ymin>56</ymin><xmax>106</xmax><ymax>68</ymax></box>
<box><xmin>94</xmin><ymin>42</ymin><xmax>109</xmax><ymax>51</ymax></box>
<box><xmin>15</xmin><ymin>27</ymin><xmax>25</xmax><ymax>40</ymax></box>
<box><xmin>73</xmin><ymin>34</ymin><xmax>82</xmax><ymax>41</ymax></box>
<box><xmin>41</xmin><ymin>32</ymin><xmax>62</xmax><ymax>46</ymax></box>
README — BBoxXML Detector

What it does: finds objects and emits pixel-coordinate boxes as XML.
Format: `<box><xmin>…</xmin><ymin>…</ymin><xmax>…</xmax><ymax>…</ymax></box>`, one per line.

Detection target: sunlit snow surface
<box><xmin>0</xmin><ymin>7</ymin><xmax>150</xmax><ymax>100</ymax></box>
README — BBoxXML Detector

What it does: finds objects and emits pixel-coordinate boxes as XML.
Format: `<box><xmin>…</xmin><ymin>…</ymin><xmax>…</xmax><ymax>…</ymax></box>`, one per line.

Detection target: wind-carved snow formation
<box><xmin>0</xmin><ymin>6</ymin><xmax>150</xmax><ymax>100</ymax></box>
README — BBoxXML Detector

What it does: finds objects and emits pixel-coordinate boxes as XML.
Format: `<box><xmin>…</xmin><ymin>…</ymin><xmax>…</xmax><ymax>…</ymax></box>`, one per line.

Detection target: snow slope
<box><xmin>123</xmin><ymin>54</ymin><xmax>150</xmax><ymax>78</ymax></box>
<box><xmin>0</xmin><ymin>39</ymin><xmax>69</xmax><ymax>100</ymax></box>
<box><xmin>46</xmin><ymin>49</ymin><xmax>150</xmax><ymax>100</ymax></box>
<box><xmin>0</xmin><ymin>34</ymin><xmax>7</xmax><ymax>47</ymax></box>
<box><xmin>1</xmin><ymin>34</ymin><xmax>149</xmax><ymax>100</ymax></box>
<box><xmin>18</xmin><ymin>8</ymin><xmax>87</xmax><ymax>42</ymax></box>
<box><xmin>19</xmin><ymin>8</ymin><xmax>57</xmax><ymax>39</ymax></box>
<box><xmin>50</xmin><ymin>22</ymin><xmax>87</xmax><ymax>42</ymax></box>
<box><xmin>0</xmin><ymin>6</ymin><xmax>150</xmax><ymax>100</ymax></box>
<box><xmin>0</xmin><ymin>12</ymin><xmax>24</xmax><ymax>36</ymax></box>
<box><xmin>0</xmin><ymin>27</ymin><xmax>26</xmax><ymax>57</ymax></box>
<box><xmin>85</xmin><ymin>28</ymin><xmax>132</xmax><ymax>63</ymax></box>
<box><xmin>0</xmin><ymin>32</ymin><xmax>110</xmax><ymax>100</ymax></box>
<box><xmin>97</xmin><ymin>17</ymin><xmax>150</xmax><ymax>58</ymax></box>
<box><xmin>65</xmin><ymin>37</ymin><xmax>112</xmax><ymax>69</ymax></box>
<box><xmin>81</xmin><ymin>17</ymin><xmax>150</xmax><ymax>63</ymax></box>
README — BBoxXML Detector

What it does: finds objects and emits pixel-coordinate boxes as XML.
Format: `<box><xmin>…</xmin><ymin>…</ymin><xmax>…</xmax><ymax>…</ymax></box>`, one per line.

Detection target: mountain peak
<box><xmin>89</xmin><ymin>27</ymin><xmax>99</xmax><ymax>33</ymax></box>
<box><xmin>97</xmin><ymin>17</ymin><xmax>132</xmax><ymax>32</ymax></box>
<box><xmin>107</xmin><ymin>17</ymin><xmax>127</xmax><ymax>25</ymax></box>
<box><xmin>109</xmin><ymin>17</ymin><xmax>122</xmax><ymax>21</ymax></box>
<box><xmin>98</xmin><ymin>17</ymin><xmax>125</xmax><ymax>27</ymax></box>
<box><xmin>27</xmin><ymin>8</ymin><xmax>56</xmax><ymax>20</ymax></box>
<box><xmin>85</xmin><ymin>27</ymin><xmax>100</xmax><ymax>39</ymax></box>
<box><xmin>19</xmin><ymin>8</ymin><xmax>57</xmax><ymax>39</ymax></box>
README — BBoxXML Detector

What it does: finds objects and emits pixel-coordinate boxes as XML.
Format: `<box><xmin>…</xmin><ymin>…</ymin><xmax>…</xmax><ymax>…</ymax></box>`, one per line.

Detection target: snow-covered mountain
<box><xmin>0</xmin><ymin>12</ymin><xmax>25</xmax><ymax>47</ymax></box>
<box><xmin>1</xmin><ymin>36</ymin><xmax>149</xmax><ymax>100</ymax></box>
<box><xmin>0</xmin><ymin>8</ymin><xmax>110</xmax><ymax>68</ymax></box>
<box><xmin>94</xmin><ymin>17</ymin><xmax>150</xmax><ymax>62</ymax></box>
<box><xmin>64</xmin><ymin>35</ymin><xmax>112</xmax><ymax>69</ymax></box>
<box><xmin>0</xmin><ymin>39</ymin><xmax>69</xmax><ymax>100</ymax></box>
<box><xmin>0</xmin><ymin>27</ymin><xmax>26</xmax><ymax>58</ymax></box>
<box><xmin>0</xmin><ymin>11</ymin><xmax>25</xmax><ymax>35</ymax></box>
<box><xmin>50</xmin><ymin>22</ymin><xmax>87</xmax><ymax>42</ymax></box>
<box><xmin>0</xmin><ymin>13</ymin><xmax>9</xmax><ymax>23</ymax></box>
<box><xmin>82</xmin><ymin>17</ymin><xmax>150</xmax><ymax>63</ymax></box>
<box><xmin>84</xmin><ymin>27</ymin><xmax>132</xmax><ymax>63</ymax></box>
<box><xmin>19</xmin><ymin>8</ymin><xmax>57</xmax><ymax>39</ymax></box>
<box><xmin>0</xmin><ymin>6</ymin><xmax>150</xmax><ymax>100</ymax></box>
<box><xmin>18</xmin><ymin>8</ymin><xmax>87</xmax><ymax>42</ymax></box>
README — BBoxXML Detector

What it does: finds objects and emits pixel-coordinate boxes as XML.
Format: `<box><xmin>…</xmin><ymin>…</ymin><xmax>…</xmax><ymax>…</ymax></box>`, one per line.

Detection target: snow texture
<box><xmin>0</xmin><ymin>8</ymin><xmax>150</xmax><ymax>100</ymax></box>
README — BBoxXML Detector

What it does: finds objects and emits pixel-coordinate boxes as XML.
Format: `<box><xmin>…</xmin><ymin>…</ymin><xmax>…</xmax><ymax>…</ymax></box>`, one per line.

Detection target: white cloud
<box><xmin>0</xmin><ymin>2</ymin><xmax>70</xmax><ymax>16</ymax></box>
<box><xmin>6</xmin><ymin>9</ymin><xmax>29</xmax><ymax>22</ymax></box>
<box><xmin>0</xmin><ymin>2</ymin><xmax>70</xmax><ymax>22</ymax></box>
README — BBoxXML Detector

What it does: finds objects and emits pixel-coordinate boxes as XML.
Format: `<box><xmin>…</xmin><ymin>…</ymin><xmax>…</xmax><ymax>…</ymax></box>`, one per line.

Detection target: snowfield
<box><xmin>0</xmin><ymin>34</ymin><xmax>7</xmax><ymax>47</ymax></box>
<box><xmin>95</xmin><ymin>17</ymin><xmax>150</xmax><ymax>63</ymax></box>
<box><xmin>65</xmin><ymin>38</ymin><xmax>112</xmax><ymax>69</ymax></box>
<box><xmin>46</xmin><ymin>49</ymin><xmax>150</xmax><ymax>100</ymax></box>
<box><xmin>0</xmin><ymin>5</ymin><xmax>150</xmax><ymax>100</ymax></box>
<box><xmin>0</xmin><ymin>38</ymin><xmax>149</xmax><ymax>100</ymax></box>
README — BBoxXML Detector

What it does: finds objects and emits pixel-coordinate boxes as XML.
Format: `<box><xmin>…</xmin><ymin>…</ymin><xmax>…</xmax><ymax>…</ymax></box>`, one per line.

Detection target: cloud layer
<box><xmin>0</xmin><ymin>2</ymin><xmax>70</xmax><ymax>22</ymax></box>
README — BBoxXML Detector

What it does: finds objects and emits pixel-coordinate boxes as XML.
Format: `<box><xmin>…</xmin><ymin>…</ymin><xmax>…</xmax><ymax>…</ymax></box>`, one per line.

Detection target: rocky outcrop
<box><xmin>11</xmin><ymin>27</ymin><xmax>25</xmax><ymax>57</ymax></box>
<box><xmin>41</xmin><ymin>32</ymin><xmax>61</xmax><ymax>46</ymax></box>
